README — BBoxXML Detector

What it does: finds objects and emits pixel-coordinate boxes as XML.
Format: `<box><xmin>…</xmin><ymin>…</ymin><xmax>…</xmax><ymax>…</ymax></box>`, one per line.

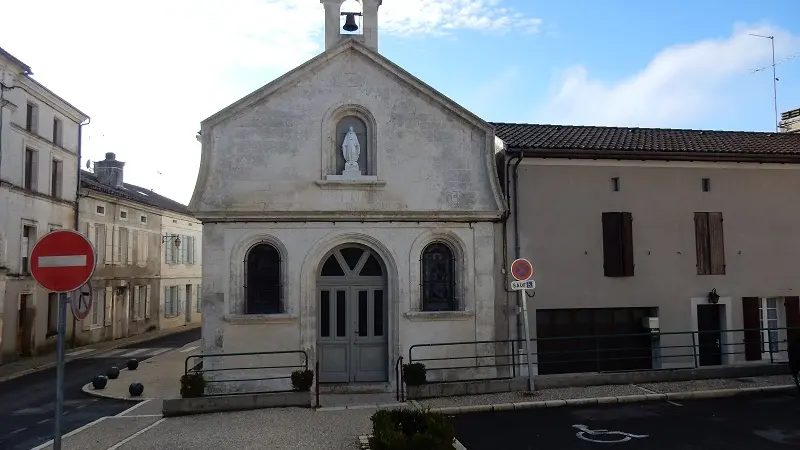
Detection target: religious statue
<box><xmin>342</xmin><ymin>126</ymin><xmax>361</xmax><ymax>173</ymax></box>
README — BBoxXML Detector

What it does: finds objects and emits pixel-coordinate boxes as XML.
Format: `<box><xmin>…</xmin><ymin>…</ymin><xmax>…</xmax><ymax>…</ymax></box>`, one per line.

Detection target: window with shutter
<box><xmin>601</xmin><ymin>212</ymin><xmax>634</xmax><ymax>277</ymax></box>
<box><xmin>145</xmin><ymin>285</ymin><xmax>152</xmax><ymax>319</ymax></box>
<box><xmin>695</xmin><ymin>212</ymin><xmax>725</xmax><ymax>275</ymax></box>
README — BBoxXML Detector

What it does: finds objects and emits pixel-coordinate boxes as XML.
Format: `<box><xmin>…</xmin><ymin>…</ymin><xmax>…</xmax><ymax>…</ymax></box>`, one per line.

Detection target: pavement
<box><xmin>0</xmin><ymin>326</ymin><xmax>200</xmax><ymax>450</ymax></box>
<box><xmin>453</xmin><ymin>392</ymin><xmax>800</xmax><ymax>449</ymax></box>
<box><xmin>43</xmin><ymin>344</ymin><xmax>800</xmax><ymax>450</ymax></box>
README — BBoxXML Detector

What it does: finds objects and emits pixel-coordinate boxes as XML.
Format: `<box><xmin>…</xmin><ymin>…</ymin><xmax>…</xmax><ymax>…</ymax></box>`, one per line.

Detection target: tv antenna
<box><xmin>748</xmin><ymin>35</ymin><xmax>799</xmax><ymax>132</ymax></box>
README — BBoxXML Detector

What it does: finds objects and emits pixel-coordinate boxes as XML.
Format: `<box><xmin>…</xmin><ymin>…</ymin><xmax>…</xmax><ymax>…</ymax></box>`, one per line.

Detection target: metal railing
<box><xmin>409</xmin><ymin>327</ymin><xmax>798</xmax><ymax>383</ymax></box>
<box><xmin>185</xmin><ymin>350</ymin><xmax>309</xmax><ymax>396</ymax></box>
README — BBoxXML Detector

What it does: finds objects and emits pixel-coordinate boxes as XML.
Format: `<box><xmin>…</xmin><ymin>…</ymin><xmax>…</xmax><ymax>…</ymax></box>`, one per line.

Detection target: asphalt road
<box><xmin>454</xmin><ymin>393</ymin><xmax>800</xmax><ymax>449</ymax></box>
<box><xmin>0</xmin><ymin>327</ymin><xmax>200</xmax><ymax>450</ymax></box>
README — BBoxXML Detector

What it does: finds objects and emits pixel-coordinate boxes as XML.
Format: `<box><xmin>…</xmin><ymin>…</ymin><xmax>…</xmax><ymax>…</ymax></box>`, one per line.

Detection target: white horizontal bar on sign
<box><xmin>38</xmin><ymin>255</ymin><xmax>87</xmax><ymax>267</ymax></box>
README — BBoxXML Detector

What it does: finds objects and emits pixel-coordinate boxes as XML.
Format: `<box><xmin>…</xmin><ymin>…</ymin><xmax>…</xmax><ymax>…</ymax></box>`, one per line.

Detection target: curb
<box><xmin>425</xmin><ymin>384</ymin><xmax>797</xmax><ymax>415</ymax></box>
<box><xmin>0</xmin><ymin>324</ymin><xmax>200</xmax><ymax>384</ymax></box>
<box><xmin>81</xmin><ymin>379</ymin><xmax>152</xmax><ymax>402</ymax></box>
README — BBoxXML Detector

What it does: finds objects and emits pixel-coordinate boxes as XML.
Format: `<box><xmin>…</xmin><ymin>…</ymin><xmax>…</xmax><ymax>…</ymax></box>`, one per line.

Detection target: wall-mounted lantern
<box><xmin>707</xmin><ymin>288</ymin><xmax>720</xmax><ymax>304</ymax></box>
<box><xmin>162</xmin><ymin>234</ymin><xmax>181</xmax><ymax>248</ymax></box>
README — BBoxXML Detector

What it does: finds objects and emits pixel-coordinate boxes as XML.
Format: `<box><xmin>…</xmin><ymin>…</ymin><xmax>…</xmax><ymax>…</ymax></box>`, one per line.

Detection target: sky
<box><xmin>1</xmin><ymin>0</ymin><xmax>798</xmax><ymax>205</ymax></box>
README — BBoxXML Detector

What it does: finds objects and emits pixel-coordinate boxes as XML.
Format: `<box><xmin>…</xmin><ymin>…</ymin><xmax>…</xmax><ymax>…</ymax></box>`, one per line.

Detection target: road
<box><xmin>454</xmin><ymin>393</ymin><xmax>800</xmax><ymax>449</ymax></box>
<box><xmin>0</xmin><ymin>327</ymin><xmax>200</xmax><ymax>450</ymax></box>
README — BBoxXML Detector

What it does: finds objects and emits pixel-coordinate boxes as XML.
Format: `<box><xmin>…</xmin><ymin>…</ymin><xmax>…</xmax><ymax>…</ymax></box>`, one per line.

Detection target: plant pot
<box><xmin>107</xmin><ymin>366</ymin><xmax>120</xmax><ymax>379</ymax></box>
<box><xmin>92</xmin><ymin>375</ymin><xmax>108</xmax><ymax>390</ymax></box>
<box><xmin>129</xmin><ymin>382</ymin><xmax>144</xmax><ymax>397</ymax></box>
<box><xmin>127</xmin><ymin>359</ymin><xmax>139</xmax><ymax>370</ymax></box>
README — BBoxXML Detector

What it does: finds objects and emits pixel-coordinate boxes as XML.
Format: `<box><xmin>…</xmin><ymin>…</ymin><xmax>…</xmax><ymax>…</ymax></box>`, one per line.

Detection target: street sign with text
<box><xmin>511</xmin><ymin>279</ymin><xmax>536</xmax><ymax>291</ymax></box>
<box><xmin>30</xmin><ymin>230</ymin><xmax>96</xmax><ymax>293</ymax></box>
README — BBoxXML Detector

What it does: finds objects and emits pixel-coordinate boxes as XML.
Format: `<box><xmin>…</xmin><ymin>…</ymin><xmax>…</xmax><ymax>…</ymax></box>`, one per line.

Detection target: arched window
<box><xmin>335</xmin><ymin>116</ymin><xmax>369</xmax><ymax>175</ymax></box>
<box><xmin>245</xmin><ymin>243</ymin><xmax>282</xmax><ymax>314</ymax></box>
<box><xmin>421</xmin><ymin>242</ymin><xmax>456</xmax><ymax>311</ymax></box>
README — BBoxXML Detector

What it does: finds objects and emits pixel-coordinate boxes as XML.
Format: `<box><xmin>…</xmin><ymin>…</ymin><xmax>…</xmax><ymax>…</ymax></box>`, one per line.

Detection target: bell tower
<box><xmin>321</xmin><ymin>0</ymin><xmax>382</xmax><ymax>52</ymax></box>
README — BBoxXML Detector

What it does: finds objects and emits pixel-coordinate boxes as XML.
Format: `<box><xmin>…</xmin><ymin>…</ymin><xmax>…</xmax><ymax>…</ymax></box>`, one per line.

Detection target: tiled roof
<box><xmin>80</xmin><ymin>170</ymin><xmax>192</xmax><ymax>216</ymax></box>
<box><xmin>491</xmin><ymin>123</ymin><xmax>800</xmax><ymax>163</ymax></box>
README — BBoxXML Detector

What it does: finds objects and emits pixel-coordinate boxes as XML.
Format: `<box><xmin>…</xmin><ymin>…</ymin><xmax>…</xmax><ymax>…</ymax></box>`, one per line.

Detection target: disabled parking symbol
<box><xmin>572</xmin><ymin>424</ymin><xmax>649</xmax><ymax>444</ymax></box>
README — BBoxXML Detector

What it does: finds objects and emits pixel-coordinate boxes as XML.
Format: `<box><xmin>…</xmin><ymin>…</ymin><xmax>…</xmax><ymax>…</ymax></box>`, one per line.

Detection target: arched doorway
<box><xmin>317</xmin><ymin>244</ymin><xmax>388</xmax><ymax>383</ymax></box>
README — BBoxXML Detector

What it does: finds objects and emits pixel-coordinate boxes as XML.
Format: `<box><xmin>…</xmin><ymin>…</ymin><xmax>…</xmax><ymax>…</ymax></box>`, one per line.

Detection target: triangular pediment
<box><xmin>202</xmin><ymin>38</ymin><xmax>492</xmax><ymax>134</ymax></box>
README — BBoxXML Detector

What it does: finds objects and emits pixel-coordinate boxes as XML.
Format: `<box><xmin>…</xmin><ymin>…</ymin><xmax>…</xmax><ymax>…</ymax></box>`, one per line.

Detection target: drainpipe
<box><xmin>71</xmin><ymin>117</ymin><xmax>90</xmax><ymax>349</ymax></box>
<box><xmin>503</xmin><ymin>150</ymin><xmax>524</xmax><ymax>372</ymax></box>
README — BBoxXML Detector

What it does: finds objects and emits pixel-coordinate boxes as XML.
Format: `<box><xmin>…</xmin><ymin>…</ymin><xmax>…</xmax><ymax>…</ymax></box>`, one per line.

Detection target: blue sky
<box><xmin>1</xmin><ymin>0</ymin><xmax>798</xmax><ymax>204</ymax></box>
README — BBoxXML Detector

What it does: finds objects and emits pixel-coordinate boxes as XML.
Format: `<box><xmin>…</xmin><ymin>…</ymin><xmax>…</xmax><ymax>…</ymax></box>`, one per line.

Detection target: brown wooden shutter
<box><xmin>694</xmin><ymin>212</ymin><xmax>710</xmax><ymax>275</ymax></box>
<box><xmin>742</xmin><ymin>297</ymin><xmax>762</xmax><ymax>361</ymax></box>
<box><xmin>708</xmin><ymin>212</ymin><xmax>725</xmax><ymax>274</ymax></box>
<box><xmin>785</xmin><ymin>296</ymin><xmax>800</xmax><ymax>345</ymax></box>
<box><xmin>621</xmin><ymin>212</ymin><xmax>634</xmax><ymax>276</ymax></box>
<box><xmin>602</xmin><ymin>212</ymin><xmax>623</xmax><ymax>277</ymax></box>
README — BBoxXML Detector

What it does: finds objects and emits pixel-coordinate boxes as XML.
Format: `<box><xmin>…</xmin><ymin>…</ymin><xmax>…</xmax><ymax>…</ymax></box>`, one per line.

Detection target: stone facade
<box><xmin>191</xmin><ymin>3</ymin><xmax>505</xmax><ymax>392</ymax></box>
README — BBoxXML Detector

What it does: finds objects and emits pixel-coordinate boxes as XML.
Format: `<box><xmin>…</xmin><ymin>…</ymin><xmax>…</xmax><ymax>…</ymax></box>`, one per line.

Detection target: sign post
<box><xmin>510</xmin><ymin>258</ymin><xmax>536</xmax><ymax>392</ymax></box>
<box><xmin>30</xmin><ymin>230</ymin><xmax>95</xmax><ymax>450</ymax></box>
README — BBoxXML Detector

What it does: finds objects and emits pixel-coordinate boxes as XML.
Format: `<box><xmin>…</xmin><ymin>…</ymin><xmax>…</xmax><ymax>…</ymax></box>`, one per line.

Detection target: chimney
<box><xmin>779</xmin><ymin>108</ymin><xmax>800</xmax><ymax>133</ymax></box>
<box><xmin>94</xmin><ymin>152</ymin><xmax>125</xmax><ymax>188</ymax></box>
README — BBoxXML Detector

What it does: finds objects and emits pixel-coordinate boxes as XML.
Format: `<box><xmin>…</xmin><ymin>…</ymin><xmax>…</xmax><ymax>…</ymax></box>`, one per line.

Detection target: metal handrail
<box><xmin>407</xmin><ymin>326</ymin><xmax>799</xmax><ymax>382</ymax></box>
<box><xmin>184</xmin><ymin>350</ymin><xmax>309</xmax><ymax>396</ymax></box>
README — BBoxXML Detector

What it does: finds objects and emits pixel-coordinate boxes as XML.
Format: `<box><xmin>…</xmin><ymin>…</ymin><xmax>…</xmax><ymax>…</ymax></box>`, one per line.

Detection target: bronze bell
<box><xmin>343</xmin><ymin>13</ymin><xmax>359</xmax><ymax>32</ymax></box>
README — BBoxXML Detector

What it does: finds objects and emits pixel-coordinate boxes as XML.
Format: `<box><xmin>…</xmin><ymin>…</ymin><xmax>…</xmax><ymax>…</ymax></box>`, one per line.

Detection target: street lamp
<box><xmin>162</xmin><ymin>234</ymin><xmax>181</xmax><ymax>248</ymax></box>
<box><xmin>749</xmin><ymin>33</ymin><xmax>778</xmax><ymax>132</ymax></box>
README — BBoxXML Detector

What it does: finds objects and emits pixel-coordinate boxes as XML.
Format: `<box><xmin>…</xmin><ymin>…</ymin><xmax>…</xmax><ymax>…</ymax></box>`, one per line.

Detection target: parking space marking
<box><xmin>632</xmin><ymin>384</ymin><xmax>682</xmax><ymax>406</ymax></box>
<box><xmin>105</xmin><ymin>418</ymin><xmax>165</xmax><ymax>450</ymax></box>
<box><xmin>115</xmin><ymin>399</ymin><xmax>152</xmax><ymax>417</ymax></box>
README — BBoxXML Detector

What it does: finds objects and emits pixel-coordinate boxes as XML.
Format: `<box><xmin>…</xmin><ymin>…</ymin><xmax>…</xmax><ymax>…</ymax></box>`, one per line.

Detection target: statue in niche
<box><xmin>342</xmin><ymin>126</ymin><xmax>361</xmax><ymax>173</ymax></box>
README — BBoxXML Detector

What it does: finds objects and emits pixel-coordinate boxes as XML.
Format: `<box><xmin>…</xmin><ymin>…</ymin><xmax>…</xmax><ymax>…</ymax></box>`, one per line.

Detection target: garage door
<box><xmin>535</xmin><ymin>307</ymin><xmax>655</xmax><ymax>375</ymax></box>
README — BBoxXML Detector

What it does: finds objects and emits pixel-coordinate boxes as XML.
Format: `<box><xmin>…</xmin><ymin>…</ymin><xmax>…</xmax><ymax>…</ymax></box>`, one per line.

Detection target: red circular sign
<box><xmin>511</xmin><ymin>258</ymin><xmax>534</xmax><ymax>281</ymax></box>
<box><xmin>30</xmin><ymin>230</ymin><xmax>96</xmax><ymax>293</ymax></box>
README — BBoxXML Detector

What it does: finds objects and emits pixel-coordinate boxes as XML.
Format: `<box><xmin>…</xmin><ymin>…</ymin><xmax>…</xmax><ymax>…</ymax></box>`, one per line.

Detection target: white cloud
<box><xmin>534</xmin><ymin>23</ymin><xmax>800</xmax><ymax>129</ymax></box>
<box><xmin>0</xmin><ymin>0</ymin><xmax>540</xmax><ymax>204</ymax></box>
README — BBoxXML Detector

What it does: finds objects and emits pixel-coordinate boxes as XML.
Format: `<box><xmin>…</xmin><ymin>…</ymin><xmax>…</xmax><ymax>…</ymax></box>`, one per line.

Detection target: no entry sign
<box><xmin>30</xmin><ymin>230</ymin><xmax>96</xmax><ymax>293</ymax></box>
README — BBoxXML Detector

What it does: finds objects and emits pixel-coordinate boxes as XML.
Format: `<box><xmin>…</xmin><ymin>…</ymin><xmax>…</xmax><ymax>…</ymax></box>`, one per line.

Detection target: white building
<box><xmin>190</xmin><ymin>0</ymin><xmax>505</xmax><ymax>392</ymax></box>
<box><xmin>0</xmin><ymin>47</ymin><xmax>89</xmax><ymax>363</ymax></box>
<box><xmin>78</xmin><ymin>152</ymin><xmax>202</xmax><ymax>345</ymax></box>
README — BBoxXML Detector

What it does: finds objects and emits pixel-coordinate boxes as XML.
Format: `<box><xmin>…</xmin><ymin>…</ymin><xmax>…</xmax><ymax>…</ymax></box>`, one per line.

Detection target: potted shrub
<box><xmin>403</xmin><ymin>363</ymin><xmax>427</xmax><ymax>386</ymax></box>
<box><xmin>369</xmin><ymin>408</ymin><xmax>455</xmax><ymax>450</ymax></box>
<box><xmin>291</xmin><ymin>369</ymin><xmax>314</xmax><ymax>391</ymax></box>
<box><xmin>180</xmin><ymin>373</ymin><xmax>206</xmax><ymax>398</ymax></box>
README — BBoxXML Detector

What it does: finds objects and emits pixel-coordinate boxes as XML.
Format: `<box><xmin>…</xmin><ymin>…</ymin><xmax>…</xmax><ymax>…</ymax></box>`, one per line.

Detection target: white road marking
<box><xmin>114</xmin><ymin>399</ymin><xmax>152</xmax><ymax>417</ymax></box>
<box><xmin>37</xmin><ymin>255</ymin><xmax>87</xmax><ymax>267</ymax></box>
<box><xmin>105</xmin><ymin>418</ymin><xmax>166</xmax><ymax>450</ymax></box>
<box><xmin>9</xmin><ymin>428</ymin><xmax>26</xmax><ymax>435</ymax></box>
<box><xmin>180</xmin><ymin>345</ymin><xmax>198</xmax><ymax>353</ymax></box>
<box><xmin>148</xmin><ymin>348</ymin><xmax>172</xmax><ymax>357</ymax></box>
<box><xmin>633</xmin><ymin>384</ymin><xmax>682</xmax><ymax>406</ymax></box>
<box><xmin>37</xmin><ymin>419</ymin><xmax>50</xmax><ymax>425</ymax></box>
<box><xmin>120</xmin><ymin>348</ymin><xmax>149</xmax><ymax>357</ymax></box>
<box><xmin>110</xmin><ymin>414</ymin><xmax>162</xmax><ymax>419</ymax></box>
<box><xmin>30</xmin><ymin>417</ymin><xmax>109</xmax><ymax>450</ymax></box>
<box><xmin>93</xmin><ymin>348</ymin><xmax>126</xmax><ymax>358</ymax></box>
<box><xmin>573</xmin><ymin>424</ymin><xmax>649</xmax><ymax>444</ymax></box>
<box><xmin>66</xmin><ymin>348</ymin><xmax>96</xmax><ymax>357</ymax></box>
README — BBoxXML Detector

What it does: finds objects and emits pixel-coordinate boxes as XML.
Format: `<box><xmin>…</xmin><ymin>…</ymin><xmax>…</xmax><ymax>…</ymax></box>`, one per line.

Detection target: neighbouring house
<box><xmin>497</xmin><ymin>122</ymin><xmax>800</xmax><ymax>375</ymax></box>
<box><xmin>0</xmin><ymin>46</ymin><xmax>89</xmax><ymax>363</ymax></box>
<box><xmin>190</xmin><ymin>0</ymin><xmax>505</xmax><ymax>393</ymax></box>
<box><xmin>77</xmin><ymin>152</ymin><xmax>202</xmax><ymax>346</ymax></box>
